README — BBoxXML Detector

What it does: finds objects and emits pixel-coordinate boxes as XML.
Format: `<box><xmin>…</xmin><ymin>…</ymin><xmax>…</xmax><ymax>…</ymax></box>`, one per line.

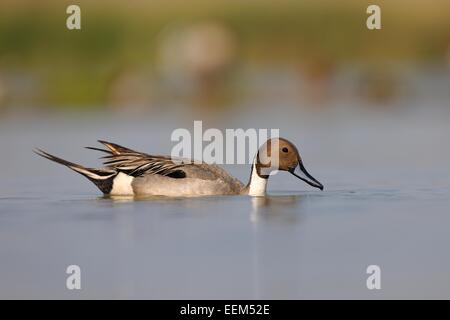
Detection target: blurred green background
<box><xmin>0</xmin><ymin>0</ymin><xmax>449</xmax><ymax>111</ymax></box>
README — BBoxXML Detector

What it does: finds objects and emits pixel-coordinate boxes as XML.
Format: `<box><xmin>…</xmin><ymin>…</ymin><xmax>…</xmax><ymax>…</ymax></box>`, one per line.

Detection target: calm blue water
<box><xmin>1</xmin><ymin>108</ymin><xmax>450</xmax><ymax>299</ymax></box>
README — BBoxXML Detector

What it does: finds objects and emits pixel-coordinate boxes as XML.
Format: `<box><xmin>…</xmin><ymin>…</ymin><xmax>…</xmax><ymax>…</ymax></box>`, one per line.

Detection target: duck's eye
<box><xmin>282</xmin><ymin>147</ymin><xmax>289</xmax><ymax>153</ymax></box>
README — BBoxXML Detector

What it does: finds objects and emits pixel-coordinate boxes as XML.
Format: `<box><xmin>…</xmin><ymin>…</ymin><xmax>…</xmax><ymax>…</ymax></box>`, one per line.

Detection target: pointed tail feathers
<box><xmin>34</xmin><ymin>149</ymin><xmax>117</xmax><ymax>194</ymax></box>
<box><xmin>96</xmin><ymin>140</ymin><xmax>138</xmax><ymax>155</ymax></box>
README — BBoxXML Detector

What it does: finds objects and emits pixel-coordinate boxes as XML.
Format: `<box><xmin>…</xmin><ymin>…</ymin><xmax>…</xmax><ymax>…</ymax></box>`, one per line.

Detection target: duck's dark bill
<box><xmin>289</xmin><ymin>162</ymin><xmax>324</xmax><ymax>190</ymax></box>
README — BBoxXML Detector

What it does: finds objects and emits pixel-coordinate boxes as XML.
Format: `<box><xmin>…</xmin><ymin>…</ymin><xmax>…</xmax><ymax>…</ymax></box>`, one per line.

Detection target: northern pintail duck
<box><xmin>35</xmin><ymin>138</ymin><xmax>323</xmax><ymax>197</ymax></box>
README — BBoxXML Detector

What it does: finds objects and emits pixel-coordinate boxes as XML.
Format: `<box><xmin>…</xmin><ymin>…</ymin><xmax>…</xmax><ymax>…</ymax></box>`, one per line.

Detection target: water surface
<box><xmin>1</xmin><ymin>110</ymin><xmax>450</xmax><ymax>299</ymax></box>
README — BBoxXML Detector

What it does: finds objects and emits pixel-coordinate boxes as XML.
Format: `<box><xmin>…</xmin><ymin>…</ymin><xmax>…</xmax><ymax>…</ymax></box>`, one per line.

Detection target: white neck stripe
<box><xmin>248</xmin><ymin>159</ymin><xmax>268</xmax><ymax>196</ymax></box>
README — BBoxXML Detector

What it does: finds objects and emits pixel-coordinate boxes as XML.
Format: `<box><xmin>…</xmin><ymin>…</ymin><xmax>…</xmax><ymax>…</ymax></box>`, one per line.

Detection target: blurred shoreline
<box><xmin>1</xmin><ymin>64</ymin><xmax>449</xmax><ymax>115</ymax></box>
<box><xmin>1</xmin><ymin>0</ymin><xmax>449</xmax><ymax>110</ymax></box>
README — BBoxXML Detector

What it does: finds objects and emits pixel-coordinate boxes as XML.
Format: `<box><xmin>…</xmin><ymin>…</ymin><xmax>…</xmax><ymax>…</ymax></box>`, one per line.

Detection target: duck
<box><xmin>35</xmin><ymin>138</ymin><xmax>323</xmax><ymax>197</ymax></box>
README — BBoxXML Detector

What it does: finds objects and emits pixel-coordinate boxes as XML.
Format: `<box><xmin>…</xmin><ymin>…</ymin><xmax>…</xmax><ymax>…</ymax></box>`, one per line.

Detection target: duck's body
<box><xmin>36</xmin><ymin>139</ymin><xmax>322</xmax><ymax>197</ymax></box>
<box><xmin>128</xmin><ymin>164</ymin><xmax>244</xmax><ymax>196</ymax></box>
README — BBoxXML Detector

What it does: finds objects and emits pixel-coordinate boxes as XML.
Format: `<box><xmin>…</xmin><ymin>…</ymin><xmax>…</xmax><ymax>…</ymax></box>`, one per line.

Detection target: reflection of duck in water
<box><xmin>35</xmin><ymin>138</ymin><xmax>323</xmax><ymax>197</ymax></box>
<box><xmin>250</xmin><ymin>195</ymin><xmax>304</xmax><ymax>223</ymax></box>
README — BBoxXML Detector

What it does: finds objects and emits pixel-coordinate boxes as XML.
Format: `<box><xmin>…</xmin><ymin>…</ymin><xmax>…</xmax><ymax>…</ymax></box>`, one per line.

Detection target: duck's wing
<box><xmin>86</xmin><ymin>140</ymin><xmax>189</xmax><ymax>178</ymax></box>
<box><xmin>102</xmin><ymin>153</ymin><xmax>187</xmax><ymax>177</ymax></box>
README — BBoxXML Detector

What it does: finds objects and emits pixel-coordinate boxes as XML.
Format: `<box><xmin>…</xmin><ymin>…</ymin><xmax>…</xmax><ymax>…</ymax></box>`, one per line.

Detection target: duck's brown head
<box><xmin>256</xmin><ymin>137</ymin><xmax>324</xmax><ymax>190</ymax></box>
